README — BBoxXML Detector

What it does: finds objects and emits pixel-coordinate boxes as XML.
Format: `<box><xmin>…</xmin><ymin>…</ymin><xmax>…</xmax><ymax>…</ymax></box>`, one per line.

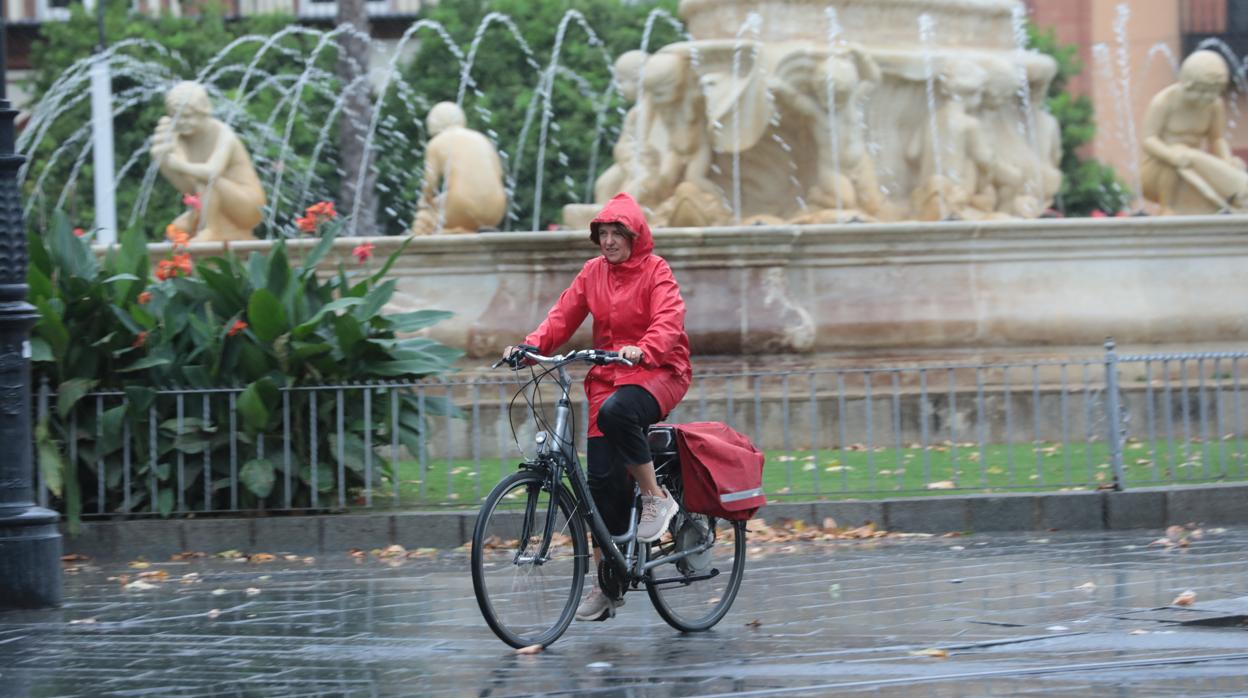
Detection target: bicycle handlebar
<box><xmin>492</xmin><ymin>348</ymin><xmax>634</xmax><ymax>370</ymax></box>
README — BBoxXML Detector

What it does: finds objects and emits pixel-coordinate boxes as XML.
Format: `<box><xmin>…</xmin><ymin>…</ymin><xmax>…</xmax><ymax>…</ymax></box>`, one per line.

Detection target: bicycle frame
<box><xmin>522</xmin><ymin>356</ymin><xmax>718</xmax><ymax>586</ymax></box>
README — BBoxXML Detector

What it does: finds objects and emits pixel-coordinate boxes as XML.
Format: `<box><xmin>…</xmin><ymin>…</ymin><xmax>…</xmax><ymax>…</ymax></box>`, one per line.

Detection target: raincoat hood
<box><xmin>589</xmin><ymin>192</ymin><xmax>653</xmax><ymax>262</ymax></box>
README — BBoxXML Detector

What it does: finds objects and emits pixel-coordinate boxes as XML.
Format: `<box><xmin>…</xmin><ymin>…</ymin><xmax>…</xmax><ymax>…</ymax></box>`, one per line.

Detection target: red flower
<box><xmin>138</xmin><ymin>291</ymin><xmax>152</xmax><ymax>305</ymax></box>
<box><xmin>73</xmin><ymin>227</ymin><xmax>86</xmax><ymax>237</ymax></box>
<box><xmin>182</xmin><ymin>192</ymin><xmax>202</xmax><ymax>211</ymax></box>
<box><xmin>155</xmin><ymin>259</ymin><xmax>176</xmax><ymax>281</ymax></box>
<box><xmin>227</xmin><ymin>319</ymin><xmax>248</xmax><ymax>337</ymax></box>
<box><xmin>132</xmin><ymin>331</ymin><xmax>148</xmax><ymax>348</ymax></box>
<box><xmin>352</xmin><ymin>241</ymin><xmax>375</xmax><ymax>263</ymax></box>
<box><xmin>1090</xmin><ymin>210</ymin><xmax>1107</xmax><ymax>218</ymax></box>
<box><xmin>306</xmin><ymin>201</ymin><xmax>336</xmax><ymax>219</ymax></box>
<box><xmin>297</xmin><ymin>201</ymin><xmax>337</xmax><ymax>234</ymax></box>
<box><xmin>171</xmin><ymin>253</ymin><xmax>193</xmax><ymax>276</ymax></box>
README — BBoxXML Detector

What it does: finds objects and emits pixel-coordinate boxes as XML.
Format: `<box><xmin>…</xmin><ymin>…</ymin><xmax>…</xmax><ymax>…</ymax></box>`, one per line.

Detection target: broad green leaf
<box><xmin>247</xmin><ymin>289</ymin><xmax>288</xmax><ymax>343</ymax></box>
<box><xmin>237</xmin><ymin>378</ymin><xmax>278</xmax><ymax>432</ymax></box>
<box><xmin>35</xmin><ymin>419</ymin><xmax>63</xmax><ymax>498</ymax></box>
<box><xmin>240</xmin><ymin>459</ymin><xmax>276</xmax><ymax>498</ymax></box>
<box><xmin>333</xmin><ymin>313</ymin><xmax>366</xmax><ymax>355</ymax></box>
<box><xmin>29</xmin><ymin>337</ymin><xmax>52</xmax><ymax>362</ymax></box>
<box><xmin>353</xmin><ymin>279</ymin><xmax>396</xmax><ymax>322</ymax></box>
<box><xmin>368</xmin><ymin>235</ymin><xmax>414</xmax><ymax>285</ymax></box>
<box><xmin>246</xmin><ymin>251</ymin><xmax>269</xmax><ymax>290</ymax></box>
<box><xmin>98</xmin><ymin>405</ymin><xmax>127</xmax><ymax>454</ymax></box>
<box><xmin>299</xmin><ymin>228</ymin><xmax>336</xmax><ymax>277</ymax></box>
<box><xmin>267</xmin><ymin>242</ymin><xmax>290</xmax><ymax>297</ymax></box>
<box><xmin>47</xmin><ymin>210</ymin><xmax>98</xmax><ymax>280</ymax></box>
<box><xmin>56</xmin><ymin>378</ymin><xmax>98</xmax><ymax>419</ymax></box>
<box><xmin>367</xmin><ymin>358</ymin><xmax>448</xmax><ymax>377</ymax></box>
<box><xmin>157</xmin><ymin>488</ymin><xmax>174</xmax><ymax>518</ymax></box>
<box><xmin>108</xmin><ymin>305</ymin><xmax>144</xmax><ymax>334</ymax></box>
<box><xmin>124</xmin><ymin>386</ymin><xmax>156</xmax><ymax>415</ymax></box>
<box><xmin>102</xmin><ymin>273</ymin><xmax>141</xmax><ymax>283</ymax></box>
<box><xmin>180</xmin><ymin>364</ymin><xmax>212</xmax><ymax>387</ymax></box>
<box><xmin>387</xmin><ymin>309</ymin><xmax>455</xmax><ymax>333</ymax></box>
<box><xmin>32</xmin><ymin>299</ymin><xmax>69</xmax><ymax>358</ymax></box>
<box><xmin>27</xmin><ymin>265</ymin><xmax>54</xmax><ymax>304</ymax></box>
<box><xmin>118</xmin><ymin>356</ymin><xmax>172</xmax><ymax>373</ymax></box>
<box><xmin>291</xmin><ymin>297</ymin><xmax>364</xmax><ymax>339</ymax></box>
<box><xmin>291</xmin><ymin>341</ymin><xmax>334</xmax><ymax>360</ymax></box>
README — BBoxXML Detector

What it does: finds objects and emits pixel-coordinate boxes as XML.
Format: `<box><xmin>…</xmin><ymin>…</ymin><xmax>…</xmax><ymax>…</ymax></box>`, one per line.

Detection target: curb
<box><xmin>62</xmin><ymin>483</ymin><xmax>1248</xmax><ymax>560</ymax></box>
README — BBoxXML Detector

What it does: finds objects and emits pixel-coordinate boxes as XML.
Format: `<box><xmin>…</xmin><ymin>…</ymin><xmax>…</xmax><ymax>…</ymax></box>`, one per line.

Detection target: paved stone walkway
<box><xmin>3</xmin><ymin>527</ymin><xmax>1248</xmax><ymax>696</ymax></box>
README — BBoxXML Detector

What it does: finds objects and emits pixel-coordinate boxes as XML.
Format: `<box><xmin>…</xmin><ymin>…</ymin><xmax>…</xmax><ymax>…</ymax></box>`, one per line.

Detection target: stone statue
<box><xmin>1141</xmin><ymin>50</ymin><xmax>1248</xmax><ymax>214</ymax></box>
<box><xmin>594</xmin><ymin>51</ymin><xmax>657</xmax><ymax>204</ymax></box>
<box><xmin>411</xmin><ymin>102</ymin><xmax>507</xmax><ymax>235</ymax></box>
<box><xmin>149</xmin><ymin>81</ymin><xmax>266</xmax><ymax>242</ymax></box>
<box><xmin>635</xmin><ymin>50</ymin><xmax>730</xmax><ymax>227</ymax></box>
<box><xmin>1028</xmin><ymin>61</ymin><xmax>1064</xmax><ymax>210</ymax></box>
<box><xmin>980</xmin><ymin>58</ymin><xmax>1041</xmax><ymax>218</ymax></box>
<box><xmin>771</xmin><ymin>46</ymin><xmax>885</xmax><ymax>223</ymax></box>
<box><xmin>906</xmin><ymin>59</ymin><xmax>993</xmax><ymax>221</ymax></box>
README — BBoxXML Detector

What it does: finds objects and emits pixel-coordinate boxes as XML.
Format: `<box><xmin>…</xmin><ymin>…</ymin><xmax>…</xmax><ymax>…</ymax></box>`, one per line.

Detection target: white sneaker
<box><xmin>637</xmin><ymin>487</ymin><xmax>679</xmax><ymax>543</ymax></box>
<box><xmin>575</xmin><ymin>585</ymin><xmax>623</xmax><ymax>622</ymax></box>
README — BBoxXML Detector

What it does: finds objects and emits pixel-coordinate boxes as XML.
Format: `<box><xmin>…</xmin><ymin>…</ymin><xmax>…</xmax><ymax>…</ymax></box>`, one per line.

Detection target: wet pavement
<box><xmin>2</xmin><ymin>526</ymin><xmax>1248</xmax><ymax>697</ymax></box>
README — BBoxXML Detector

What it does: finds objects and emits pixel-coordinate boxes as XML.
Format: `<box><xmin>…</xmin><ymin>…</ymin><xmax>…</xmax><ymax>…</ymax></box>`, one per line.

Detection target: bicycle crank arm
<box><xmin>646</xmin><ymin>568</ymin><xmax>720</xmax><ymax>587</ymax></box>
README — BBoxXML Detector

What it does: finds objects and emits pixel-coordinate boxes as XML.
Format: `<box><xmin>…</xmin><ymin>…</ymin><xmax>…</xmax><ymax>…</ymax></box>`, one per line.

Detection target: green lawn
<box><xmin>370</xmin><ymin>438</ymin><xmax>1248</xmax><ymax>509</ymax></box>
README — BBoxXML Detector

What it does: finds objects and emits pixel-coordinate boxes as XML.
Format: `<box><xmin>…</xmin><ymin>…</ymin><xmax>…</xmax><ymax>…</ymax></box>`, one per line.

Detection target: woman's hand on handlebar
<box><xmin>618</xmin><ymin>345</ymin><xmax>644</xmax><ymax>364</ymax></box>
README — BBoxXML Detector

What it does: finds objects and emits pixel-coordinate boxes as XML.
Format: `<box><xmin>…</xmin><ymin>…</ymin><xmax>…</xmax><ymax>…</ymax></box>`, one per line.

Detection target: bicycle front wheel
<box><xmin>645</xmin><ymin>513</ymin><xmax>746</xmax><ymax>632</ymax></box>
<box><xmin>471</xmin><ymin>470</ymin><xmax>588</xmax><ymax>648</ymax></box>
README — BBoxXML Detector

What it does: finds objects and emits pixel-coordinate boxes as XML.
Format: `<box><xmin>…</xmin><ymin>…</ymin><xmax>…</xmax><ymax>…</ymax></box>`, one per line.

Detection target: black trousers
<box><xmin>588</xmin><ymin>385</ymin><xmax>662</xmax><ymax>536</ymax></box>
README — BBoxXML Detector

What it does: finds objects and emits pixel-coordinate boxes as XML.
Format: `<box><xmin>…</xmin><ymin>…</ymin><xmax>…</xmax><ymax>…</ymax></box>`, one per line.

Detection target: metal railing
<box><xmin>36</xmin><ymin>342</ymin><xmax>1248</xmax><ymax>518</ymax></box>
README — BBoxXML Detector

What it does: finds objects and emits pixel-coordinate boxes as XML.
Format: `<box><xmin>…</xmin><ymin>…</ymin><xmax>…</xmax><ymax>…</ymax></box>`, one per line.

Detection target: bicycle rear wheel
<box><xmin>471</xmin><ymin>470</ymin><xmax>587</xmax><ymax>648</ymax></box>
<box><xmin>645</xmin><ymin>512</ymin><xmax>746</xmax><ymax>632</ymax></box>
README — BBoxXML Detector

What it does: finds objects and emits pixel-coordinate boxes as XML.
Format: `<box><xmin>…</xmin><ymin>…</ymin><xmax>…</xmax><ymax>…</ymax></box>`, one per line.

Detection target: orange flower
<box><xmin>306</xmin><ymin>201</ymin><xmax>336</xmax><ymax>219</ymax></box>
<box><xmin>138</xmin><ymin>291</ymin><xmax>153</xmax><ymax>305</ymax></box>
<box><xmin>172</xmin><ymin>252</ymin><xmax>193</xmax><ymax>276</ymax></box>
<box><xmin>132</xmin><ymin>331</ymin><xmax>148</xmax><ymax>348</ymax></box>
<box><xmin>352</xmin><ymin>241</ymin><xmax>375</xmax><ymax>263</ymax></box>
<box><xmin>165</xmin><ymin>225</ymin><xmax>190</xmax><ymax>248</ymax></box>
<box><xmin>227</xmin><ymin>319</ymin><xmax>248</xmax><ymax>337</ymax></box>
<box><xmin>155</xmin><ymin>259</ymin><xmax>176</xmax><ymax>281</ymax></box>
<box><xmin>295</xmin><ymin>214</ymin><xmax>318</xmax><ymax>233</ymax></box>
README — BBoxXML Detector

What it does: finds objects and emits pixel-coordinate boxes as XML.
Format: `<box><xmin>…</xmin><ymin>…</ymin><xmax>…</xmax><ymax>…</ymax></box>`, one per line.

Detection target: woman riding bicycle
<box><xmin>504</xmin><ymin>192</ymin><xmax>692</xmax><ymax>622</ymax></box>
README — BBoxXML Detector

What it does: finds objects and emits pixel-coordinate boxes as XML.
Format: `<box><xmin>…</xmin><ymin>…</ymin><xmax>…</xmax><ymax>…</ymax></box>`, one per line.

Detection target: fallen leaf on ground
<box><xmin>1129</xmin><ymin>629</ymin><xmax>1149</xmax><ymax>635</ymax></box>
<box><xmin>1075</xmin><ymin>582</ymin><xmax>1096</xmax><ymax>591</ymax></box>
<box><xmin>249</xmin><ymin>553</ymin><xmax>276</xmax><ymax>564</ymax></box>
<box><xmin>515</xmin><ymin>644</ymin><xmax>544</xmax><ymax>655</ymax></box>
<box><xmin>124</xmin><ymin>580</ymin><xmax>157</xmax><ymax>591</ymax></box>
<box><xmin>69</xmin><ymin>618</ymin><xmax>97</xmax><ymax>624</ymax></box>
<box><xmin>206</xmin><ymin>609</ymin><xmax>221</xmax><ymax>619</ymax></box>
<box><xmin>910</xmin><ymin>648</ymin><xmax>949</xmax><ymax>658</ymax></box>
<box><xmin>926</xmin><ymin>480</ymin><xmax>955</xmax><ymax>490</ymax></box>
<box><xmin>60</xmin><ymin>554</ymin><xmax>90</xmax><ymax>562</ymax></box>
<box><xmin>244</xmin><ymin>587</ymin><xmax>262</xmax><ymax>596</ymax></box>
<box><xmin>137</xmin><ymin>570</ymin><xmax>169</xmax><ymax>581</ymax></box>
<box><xmin>170</xmin><ymin>551</ymin><xmax>205</xmax><ymax>561</ymax></box>
<box><xmin>745</xmin><ymin>619</ymin><xmax>762</xmax><ymax>628</ymax></box>
<box><xmin>1172</xmin><ymin>590</ymin><xmax>1197</xmax><ymax>606</ymax></box>
<box><xmin>211</xmin><ymin>588</ymin><xmax>227</xmax><ymax>596</ymax></box>
<box><xmin>215</xmin><ymin>550</ymin><xmax>244</xmax><ymax>559</ymax></box>
<box><xmin>127</xmin><ymin>561</ymin><xmax>151</xmax><ymax>569</ymax></box>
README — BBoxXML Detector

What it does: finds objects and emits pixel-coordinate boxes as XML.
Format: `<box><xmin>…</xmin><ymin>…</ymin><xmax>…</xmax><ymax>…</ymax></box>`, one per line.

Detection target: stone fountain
<box><xmin>563</xmin><ymin>0</ymin><xmax>1061</xmax><ymax>228</ymax></box>
<box><xmin>25</xmin><ymin>0</ymin><xmax>1248</xmax><ymax>362</ymax></box>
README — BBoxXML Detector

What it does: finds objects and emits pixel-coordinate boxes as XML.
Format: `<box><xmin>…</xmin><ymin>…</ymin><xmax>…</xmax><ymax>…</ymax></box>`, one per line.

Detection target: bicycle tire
<box><xmin>471</xmin><ymin>469</ymin><xmax>588</xmax><ymax>648</ymax></box>
<box><xmin>645</xmin><ymin>515</ymin><xmax>747</xmax><ymax>632</ymax></box>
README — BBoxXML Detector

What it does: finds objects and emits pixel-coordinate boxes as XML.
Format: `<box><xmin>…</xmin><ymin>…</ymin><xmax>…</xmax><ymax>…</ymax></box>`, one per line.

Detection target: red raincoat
<box><xmin>525</xmin><ymin>193</ymin><xmax>692</xmax><ymax>438</ymax></box>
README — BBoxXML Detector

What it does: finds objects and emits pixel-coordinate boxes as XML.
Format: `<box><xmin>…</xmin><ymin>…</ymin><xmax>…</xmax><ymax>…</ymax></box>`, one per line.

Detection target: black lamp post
<box><xmin>0</xmin><ymin>0</ymin><xmax>63</xmax><ymax>609</ymax></box>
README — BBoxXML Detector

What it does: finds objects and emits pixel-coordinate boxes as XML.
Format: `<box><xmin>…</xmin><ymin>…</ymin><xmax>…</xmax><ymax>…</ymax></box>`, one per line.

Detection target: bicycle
<box><xmin>470</xmin><ymin>348</ymin><xmax>747</xmax><ymax>648</ymax></box>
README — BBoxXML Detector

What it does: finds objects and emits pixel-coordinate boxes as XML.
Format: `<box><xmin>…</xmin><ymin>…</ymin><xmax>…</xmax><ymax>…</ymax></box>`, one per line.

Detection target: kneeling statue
<box><xmin>411</xmin><ymin>102</ymin><xmax>508</xmax><ymax>235</ymax></box>
<box><xmin>150</xmin><ymin>81</ymin><xmax>266</xmax><ymax>242</ymax></box>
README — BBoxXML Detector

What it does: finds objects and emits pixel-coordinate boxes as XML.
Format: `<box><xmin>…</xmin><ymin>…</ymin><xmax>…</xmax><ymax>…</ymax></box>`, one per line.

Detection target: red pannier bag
<box><xmin>671</xmin><ymin>422</ymin><xmax>766</xmax><ymax>520</ymax></box>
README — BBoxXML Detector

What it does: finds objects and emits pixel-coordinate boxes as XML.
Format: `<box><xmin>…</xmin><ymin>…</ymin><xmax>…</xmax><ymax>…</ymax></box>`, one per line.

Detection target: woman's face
<box><xmin>597</xmin><ymin>223</ymin><xmax>634</xmax><ymax>264</ymax></box>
